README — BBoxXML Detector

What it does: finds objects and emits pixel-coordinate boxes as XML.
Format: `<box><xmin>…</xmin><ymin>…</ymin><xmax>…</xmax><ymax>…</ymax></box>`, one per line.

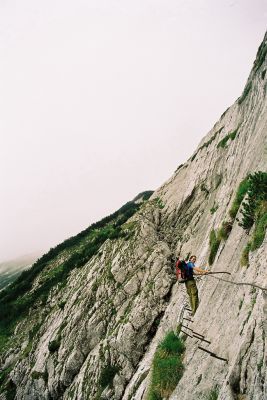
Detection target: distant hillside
<box><xmin>0</xmin><ymin>253</ymin><xmax>40</xmax><ymax>291</ymax></box>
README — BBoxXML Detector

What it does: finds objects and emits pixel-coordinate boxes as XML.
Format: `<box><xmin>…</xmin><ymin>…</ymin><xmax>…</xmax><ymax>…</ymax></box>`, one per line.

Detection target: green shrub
<box><xmin>31</xmin><ymin>371</ymin><xmax>48</xmax><ymax>382</ymax></box>
<box><xmin>229</xmin><ymin>178</ymin><xmax>250</xmax><ymax>219</ymax></box>
<box><xmin>237</xmin><ymin>172</ymin><xmax>267</xmax><ymax>263</ymax></box>
<box><xmin>147</xmin><ymin>332</ymin><xmax>185</xmax><ymax>400</ymax></box>
<box><xmin>48</xmin><ymin>338</ymin><xmax>61</xmax><ymax>353</ymax></box>
<box><xmin>239</xmin><ymin>172</ymin><xmax>267</xmax><ymax>231</ymax></box>
<box><xmin>208</xmin><ymin>230</ymin><xmax>221</xmax><ymax>265</ymax></box>
<box><xmin>3</xmin><ymin>380</ymin><xmax>16</xmax><ymax>400</ymax></box>
<box><xmin>262</xmin><ymin>69</ymin><xmax>266</xmax><ymax>80</ymax></box>
<box><xmin>99</xmin><ymin>364</ymin><xmax>120</xmax><ymax>388</ymax></box>
<box><xmin>238</xmin><ymin>81</ymin><xmax>252</xmax><ymax>105</ymax></box>
<box><xmin>58</xmin><ymin>301</ymin><xmax>66</xmax><ymax>310</ymax></box>
<box><xmin>250</xmin><ymin>204</ymin><xmax>267</xmax><ymax>251</ymax></box>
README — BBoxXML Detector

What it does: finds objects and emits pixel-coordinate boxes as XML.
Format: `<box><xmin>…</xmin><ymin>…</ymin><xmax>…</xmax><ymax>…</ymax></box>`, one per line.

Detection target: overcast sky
<box><xmin>0</xmin><ymin>0</ymin><xmax>266</xmax><ymax>262</ymax></box>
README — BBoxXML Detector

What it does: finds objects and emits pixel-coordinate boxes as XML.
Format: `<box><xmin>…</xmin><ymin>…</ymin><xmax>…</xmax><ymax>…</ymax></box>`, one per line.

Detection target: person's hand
<box><xmin>202</xmin><ymin>269</ymin><xmax>210</xmax><ymax>275</ymax></box>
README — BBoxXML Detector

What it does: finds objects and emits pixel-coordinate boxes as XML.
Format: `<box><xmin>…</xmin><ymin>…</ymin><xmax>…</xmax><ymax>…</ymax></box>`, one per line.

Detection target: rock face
<box><xmin>0</xmin><ymin>34</ymin><xmax>267</xmax><ymax>400</ymax></box>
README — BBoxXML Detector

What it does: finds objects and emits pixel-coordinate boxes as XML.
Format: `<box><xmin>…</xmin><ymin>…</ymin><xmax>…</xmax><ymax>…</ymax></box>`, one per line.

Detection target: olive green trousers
<box><xmin>185</xmin><ymin>279</ymin><xmax>199</xmax><ymax>315</ymax></box>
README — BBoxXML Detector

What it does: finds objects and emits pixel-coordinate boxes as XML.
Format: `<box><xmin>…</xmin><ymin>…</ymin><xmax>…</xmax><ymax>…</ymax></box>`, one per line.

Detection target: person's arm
<box><xmin>193</xmin><ymin>267</ymin><xmax>209</xmax><ymax>275</ymax></box>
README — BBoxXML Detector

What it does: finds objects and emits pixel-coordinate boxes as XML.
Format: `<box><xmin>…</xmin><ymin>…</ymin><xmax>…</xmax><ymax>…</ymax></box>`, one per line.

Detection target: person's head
<box><xmin>189</xmin><ymin>255</ymin><xmax>197</xmax><ymax>263</ymax></box>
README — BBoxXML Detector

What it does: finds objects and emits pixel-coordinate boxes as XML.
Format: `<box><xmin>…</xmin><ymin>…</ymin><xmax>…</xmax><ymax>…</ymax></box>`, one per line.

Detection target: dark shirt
<box><xmin>187</xmin><ymin>261</ymin><xmax>195</xmax><ymax>279</ymax></box>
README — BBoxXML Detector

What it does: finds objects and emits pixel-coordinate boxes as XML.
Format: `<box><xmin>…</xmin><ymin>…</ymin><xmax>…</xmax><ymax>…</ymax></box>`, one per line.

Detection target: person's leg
<box><xmin>190</xmin><ymin>280</ymin><xmax>199</xmax><ymax>314</ymax></box>
<box><xmin>185</xmin><ymin>280</ymin><xmax>194</xmax><ymax>311</ymax></box>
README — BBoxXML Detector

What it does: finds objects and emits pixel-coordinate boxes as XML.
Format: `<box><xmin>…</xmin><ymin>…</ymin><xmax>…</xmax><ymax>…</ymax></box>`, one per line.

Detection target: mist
<box><xmin>0</xmin><ymin>0</ymin><xmax>266</xmax><ymax>261</ymax></box>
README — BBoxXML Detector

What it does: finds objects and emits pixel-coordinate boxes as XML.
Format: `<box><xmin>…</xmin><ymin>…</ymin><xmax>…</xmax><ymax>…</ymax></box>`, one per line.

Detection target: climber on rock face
<box><xmin>185</xmin><ymin>255</ymin><xmax>209</xmax><ymax>315</ymax></box>
<box><xmin>176</xmin><ymin>255</ymin><xmax>208</xmax><ymax>315</ymax></box>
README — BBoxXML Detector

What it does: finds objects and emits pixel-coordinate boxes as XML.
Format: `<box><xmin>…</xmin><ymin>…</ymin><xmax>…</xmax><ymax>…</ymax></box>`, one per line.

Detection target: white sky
<box><xmin>0</xmin><ymin>0</ymin><xmax>266</xmax><ymax>262</ymax></box>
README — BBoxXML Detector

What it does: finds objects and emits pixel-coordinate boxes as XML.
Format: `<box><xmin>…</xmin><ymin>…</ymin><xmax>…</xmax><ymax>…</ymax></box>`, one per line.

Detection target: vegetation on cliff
<box><xmin>209</xmin><ymin>172</ymin><xmax>267</xmax><ymax>266</ymax></box>
<box><xmin>147</xmin><ymin>331</ymin><xmax>185</xmax><ymax>400</ymax></box>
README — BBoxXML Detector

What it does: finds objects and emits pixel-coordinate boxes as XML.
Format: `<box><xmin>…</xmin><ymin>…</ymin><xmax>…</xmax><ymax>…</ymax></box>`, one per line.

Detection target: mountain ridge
<box><xmin>0</xmin><ymin>33</ymin><xmax>266</xmax><ymax>400</ymax></box>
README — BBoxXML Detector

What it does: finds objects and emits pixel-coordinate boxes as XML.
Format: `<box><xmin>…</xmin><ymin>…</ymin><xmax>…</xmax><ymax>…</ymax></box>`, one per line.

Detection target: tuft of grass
<box><xmin>217</xmin><ymin>128</ymin><xmax>238</xmax><ymax>149</ymax></box>
<box><xmin>217</xmin><ymin>221</ymin><xmax>233</xmax><ymax>241</ymax></box>
<box><xmin>147</xmin><ymin>331</ymin><xmax>185</xmax><ymax>400</ymax></box>
<box><xmin>210</xmin><ymin>204</ymin><xmax>218</xmax><ymax>215</ymax></box>
<box><xmin>155</xmin><ymin>197</ymin><xmax>165</xmax><ymax>209</ymax></box>
<box><xmin>240</xmin><ymin>242</ymin><xmax>251</xmax><ymax>266</ymax></box>
<box><xmin>203</xmin><ymin>386</ymin><xmax>219</xmax><ymax>400</ymax></box>
<box><xmin>208</xmin><ymin>230</ymin><xmax>221</xmax><ymax>265</ymax></box>
<box><xmin>190</xmin><ymin>127</ymin><xmax>224</xmax><ymax>162</ymax></box>
<box><xmin>199</xmin><ymin>127</ymin><xmax>224</xmax><ymax>151</ymax></box>
<box><xmin>239</xmin><ymin>298</ymin><xmax>244</xmax><ymax>311</ymax></box>
<box><xmin>229</xmin><ymin>178</ymin><xmax>250</xmax><ymax>220</ymax></box>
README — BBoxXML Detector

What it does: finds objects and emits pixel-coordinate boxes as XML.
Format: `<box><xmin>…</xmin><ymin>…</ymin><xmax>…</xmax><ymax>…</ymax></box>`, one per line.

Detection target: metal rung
<box><xmin>192</xmin><ymin>330</ymin><xmax>204</xmax><ymax>338</ymax></box>
<box><xmin>198</xmin><ymin>346</ymin><xmax>228</xmax><ymax>362</ymax></box>
<box><xmin>181</xmin><ymin>324</ymin><xmax>193</xmax><ymax>332</ymax></box>
<box><xmin>181</xmin><ymin>330</ymin><xmax>193</xmax><ymax>338</ymax></box>
<box><xmin>183</xmin><ymin>317</ymin><xmax>193</xmax><ymax>323</ymax></box>
<box><xmin>193</xmin><ymin>335</ymin><xmax>211</xmax><ymax>344</ymax></box>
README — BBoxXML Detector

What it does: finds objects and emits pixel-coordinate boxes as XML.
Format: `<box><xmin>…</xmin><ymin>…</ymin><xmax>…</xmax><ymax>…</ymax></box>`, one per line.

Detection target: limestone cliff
<box><xmin>0</xmin><ymin>33</ymin><xmax>267</xmax><ymax>400</ymax></box>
